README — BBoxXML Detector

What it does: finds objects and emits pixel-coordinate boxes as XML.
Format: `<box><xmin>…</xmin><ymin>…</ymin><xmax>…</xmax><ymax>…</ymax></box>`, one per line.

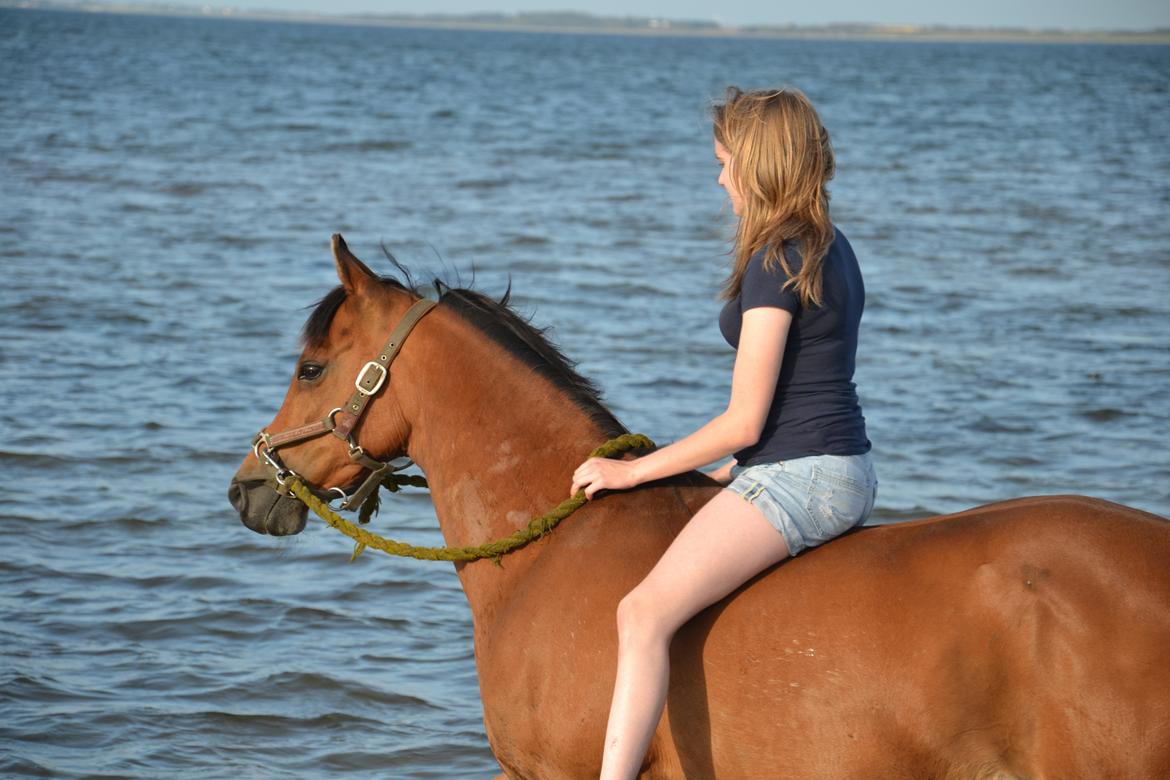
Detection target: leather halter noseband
<box><xmin>252</xmin><ymin>297</ymin><xmax>437</xmax><ymax>512</ymax></box>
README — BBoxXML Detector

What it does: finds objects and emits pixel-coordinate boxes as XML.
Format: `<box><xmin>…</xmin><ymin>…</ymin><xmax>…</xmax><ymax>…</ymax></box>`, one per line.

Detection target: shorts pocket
<box><xmin>805</xmin><ymin>464</ymin><xmax>872</xmax><ymax>542</ymax></box>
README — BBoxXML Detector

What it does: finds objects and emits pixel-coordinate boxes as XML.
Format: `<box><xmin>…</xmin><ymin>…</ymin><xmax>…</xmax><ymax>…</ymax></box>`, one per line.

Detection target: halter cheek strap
<box><xmin>333</xmin><ymin>297</ymin><xmax>437</xmax><ymax>439</ymax></box>
<box><xmin>253</xmin><ymin>297</ymin><xmax>437</xmax><ymax>510</ymax></box>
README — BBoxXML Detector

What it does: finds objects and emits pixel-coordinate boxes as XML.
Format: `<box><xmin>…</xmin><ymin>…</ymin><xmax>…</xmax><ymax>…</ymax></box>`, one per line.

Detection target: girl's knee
<box><xmin>615</xmin><ymin>588</ymin><xmax>673</xmax><ymax>649</ymax></box>
<box><xmin>615</xmin><ymin>591</ymin><xmax>641</xmax><ymax>638</ymax></box>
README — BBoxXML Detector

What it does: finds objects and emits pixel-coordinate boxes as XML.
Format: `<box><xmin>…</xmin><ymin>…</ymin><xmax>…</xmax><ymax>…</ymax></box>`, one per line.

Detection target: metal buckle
<box><xmin>253</xmin><ymin>435</ymin><xmax>282</xmax><ymax>471</ymax></box>
<box><xmin>253</xmin><ymin>431</ymin><xmax>299</xmax><ymax>495</ymax></box>
<box><xmin>328</xmin><ymin>487</ymin><xmax>350</xmax><ymax>508</ymax></box>
<box><xmin>252</xmin><ymin>432</ymin><xmax>270</xmax><ymax>459</ymax></box>
<box><xmin>354</xmin><ymin>361</ymin><xmax>387</xmax><ymax>396</ymax></box>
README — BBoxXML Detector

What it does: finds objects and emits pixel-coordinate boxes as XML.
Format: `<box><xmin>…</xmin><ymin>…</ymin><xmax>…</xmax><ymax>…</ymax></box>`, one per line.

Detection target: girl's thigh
<box><xmin>631</xmin><ymin>490</ymin><xmax>791</xmax><ymax>633</ymax></box>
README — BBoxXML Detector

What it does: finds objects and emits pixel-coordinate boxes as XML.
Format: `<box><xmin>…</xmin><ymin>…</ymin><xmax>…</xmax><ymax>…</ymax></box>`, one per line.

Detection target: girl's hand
<box><xmin>706</xmin><ymin>460</ymin><xmax>736</xmax><ymax>486</ymax></box>
<box><xmin>570</xmin><ymin>457</ymin><xmax>641</xmax><ymax>499</ymax></box>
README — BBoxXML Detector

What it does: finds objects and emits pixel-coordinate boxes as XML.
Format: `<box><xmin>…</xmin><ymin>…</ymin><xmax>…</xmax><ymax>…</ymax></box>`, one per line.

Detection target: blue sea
<box><xmin>2</xmin><ymin>8</ymin><xmax>1168</xmax><ymax>777</ymax></box>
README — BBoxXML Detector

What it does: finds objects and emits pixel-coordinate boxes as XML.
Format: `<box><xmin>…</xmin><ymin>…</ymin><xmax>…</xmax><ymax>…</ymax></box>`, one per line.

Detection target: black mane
<box><xmin>301</xmin><ymin>277</ymin><xmax>418</xmax><ymax>349</ymax></box>
<box><xmin>301</xmin><ymin>270</ymin><xmax>626</xmax><ymax>438</ymax></box>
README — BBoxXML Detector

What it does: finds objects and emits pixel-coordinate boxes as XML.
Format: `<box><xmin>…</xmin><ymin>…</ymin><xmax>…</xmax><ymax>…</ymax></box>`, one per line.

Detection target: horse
<box><xmin>229</xmin><ymin>235</ymin><xmax>1170</xmax><ymax>779</ymax></box>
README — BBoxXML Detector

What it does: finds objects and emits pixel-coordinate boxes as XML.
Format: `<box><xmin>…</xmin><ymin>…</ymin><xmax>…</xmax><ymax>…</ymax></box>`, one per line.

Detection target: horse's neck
<box><xmin>394</xmin><ymin>309</ymin><xmax>613</xmax><ymax>629</ymax></box>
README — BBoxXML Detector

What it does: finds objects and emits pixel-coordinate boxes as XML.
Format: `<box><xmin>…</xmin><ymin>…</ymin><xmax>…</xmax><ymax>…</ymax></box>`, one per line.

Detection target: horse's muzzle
<box><xmin>228</xmin><ymin>478</ymin><xmax>308</xmax><ymax>536</ymax></box>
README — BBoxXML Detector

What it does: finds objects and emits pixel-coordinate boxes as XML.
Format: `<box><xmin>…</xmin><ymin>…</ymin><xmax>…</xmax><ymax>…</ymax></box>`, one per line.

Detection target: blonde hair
<box><xmin>712</xmin><ymin>86</ymin><xmax>835</xmax><ymax>307</ymax></box>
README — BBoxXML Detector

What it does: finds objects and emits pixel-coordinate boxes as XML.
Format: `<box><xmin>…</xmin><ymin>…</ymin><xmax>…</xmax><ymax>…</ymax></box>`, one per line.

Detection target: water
<box><xmin>2</xmin><ymin>8</ymin><xmax>1168</xmax><ymax>777</ymax></box>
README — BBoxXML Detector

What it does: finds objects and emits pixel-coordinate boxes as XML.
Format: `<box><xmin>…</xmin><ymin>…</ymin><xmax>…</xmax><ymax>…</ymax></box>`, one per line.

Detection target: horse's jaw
<box><xmin>228</xmin><ymin>477</ymin><xmax>309</xmax><ymax>536</ymax></box>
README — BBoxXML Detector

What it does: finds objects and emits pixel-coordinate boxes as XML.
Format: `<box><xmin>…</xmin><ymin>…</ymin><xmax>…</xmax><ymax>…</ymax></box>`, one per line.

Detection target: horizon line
<box><xmin>6</xmin><ymin>1</ymin><xmax>1170</xmax><ymax>43</ymax></box>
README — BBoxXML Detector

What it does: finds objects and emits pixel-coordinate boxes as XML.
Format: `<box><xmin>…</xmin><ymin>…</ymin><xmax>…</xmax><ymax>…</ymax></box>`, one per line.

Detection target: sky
<box><xmin>108</xmin><ymin>0</ymin><xmax>1170</xmax><ymax>31</ymax></box>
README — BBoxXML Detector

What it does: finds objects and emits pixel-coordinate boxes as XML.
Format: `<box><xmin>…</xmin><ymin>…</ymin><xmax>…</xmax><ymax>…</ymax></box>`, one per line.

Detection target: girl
<box><xmin>570</xmin><ymin>86</ymin><xmax>876</xmax><ymax>778</ymax></box>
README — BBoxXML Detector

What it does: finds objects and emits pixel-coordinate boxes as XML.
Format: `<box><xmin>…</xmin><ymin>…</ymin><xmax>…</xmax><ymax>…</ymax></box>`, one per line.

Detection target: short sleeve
<box><xmin>740</xmin><ymin>247</ymin><xmax>800</xmax><ymax>314</ymax></box>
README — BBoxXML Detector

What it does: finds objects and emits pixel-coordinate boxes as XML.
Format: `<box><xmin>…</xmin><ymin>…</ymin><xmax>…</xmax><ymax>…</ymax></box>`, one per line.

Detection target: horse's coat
<box><xmin>230</xmin><ymin>236</ymin><xmax>1170</xmax><ymax>778</ymax></box>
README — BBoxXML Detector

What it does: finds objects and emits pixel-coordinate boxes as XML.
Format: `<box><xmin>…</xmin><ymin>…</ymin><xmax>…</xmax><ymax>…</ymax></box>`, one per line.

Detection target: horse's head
<box><xmin>228</xmin><ymin>235</ymin><xmax>425</xmax><ymax>536</ymax></box>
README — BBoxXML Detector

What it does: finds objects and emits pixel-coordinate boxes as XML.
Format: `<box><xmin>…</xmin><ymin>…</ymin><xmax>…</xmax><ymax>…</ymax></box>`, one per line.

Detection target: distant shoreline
<box><xmin>6</xmin><ymin>1</ymin><xmax>1170</xmax><ymax>45</ymax></box>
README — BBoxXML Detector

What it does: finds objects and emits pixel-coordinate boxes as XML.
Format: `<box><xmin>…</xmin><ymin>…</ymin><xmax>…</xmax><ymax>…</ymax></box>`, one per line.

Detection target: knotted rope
<box><xmin>285</xmin><ymin>433</ymin><xmax>655</xmax><ymax>563</ymax></box>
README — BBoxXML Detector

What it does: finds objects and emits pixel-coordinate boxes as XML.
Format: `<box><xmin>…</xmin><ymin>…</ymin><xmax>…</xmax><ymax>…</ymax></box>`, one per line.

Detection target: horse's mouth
<box><xmin>228</xmin><ymin>478</ymin><xmax>308</xmax><ymax>536</ymax></box>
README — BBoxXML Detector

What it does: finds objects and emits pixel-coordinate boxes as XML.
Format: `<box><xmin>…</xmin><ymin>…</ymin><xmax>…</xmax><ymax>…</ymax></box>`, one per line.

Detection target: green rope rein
<box><xmin>285</xmin><ymin>433</ymin><xmax>655</xmax><ymax>563</ymax></box>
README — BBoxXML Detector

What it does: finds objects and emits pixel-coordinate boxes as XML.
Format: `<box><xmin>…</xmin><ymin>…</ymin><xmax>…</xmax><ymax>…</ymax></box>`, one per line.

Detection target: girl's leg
<box><xmin>598</xmin><ymin>490</ymin><xmax>792</xmax><ymax>779</ymax></box>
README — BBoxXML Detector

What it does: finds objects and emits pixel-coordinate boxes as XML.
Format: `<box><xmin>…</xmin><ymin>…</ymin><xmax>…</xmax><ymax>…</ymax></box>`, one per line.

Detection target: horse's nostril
<box><xmin>228</xmin><ymin>480</ymin><xmax>247</xmax><ymax>514</ymax></box>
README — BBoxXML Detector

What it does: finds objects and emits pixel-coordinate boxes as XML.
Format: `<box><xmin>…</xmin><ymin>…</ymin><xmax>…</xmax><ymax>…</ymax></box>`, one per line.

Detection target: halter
<box><xmin>252</xmin><ymin>297</ymin><xmax>437</xmax><ymax>512</ymax></box>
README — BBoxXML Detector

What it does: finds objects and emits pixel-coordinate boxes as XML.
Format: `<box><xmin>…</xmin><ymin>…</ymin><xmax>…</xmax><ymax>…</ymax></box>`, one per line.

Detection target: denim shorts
<box><xmin>725</xmin><ymin>452</ymin><xmax>877</xmax><ymax>555</ymax></box>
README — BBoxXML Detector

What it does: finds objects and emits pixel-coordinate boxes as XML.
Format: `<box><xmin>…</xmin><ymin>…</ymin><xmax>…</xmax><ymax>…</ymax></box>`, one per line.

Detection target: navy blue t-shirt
<box><xmin>718</xmin><ymin>228</ymin><xmax>870</xmax><ymax>464</ymax></box>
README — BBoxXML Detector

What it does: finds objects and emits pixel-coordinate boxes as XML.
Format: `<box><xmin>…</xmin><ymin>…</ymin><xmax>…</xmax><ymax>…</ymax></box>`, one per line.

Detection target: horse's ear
<box><xmin>331</xmin><ymin>234</ymin><xmax>378</xmax><ymax>296</ymax></box>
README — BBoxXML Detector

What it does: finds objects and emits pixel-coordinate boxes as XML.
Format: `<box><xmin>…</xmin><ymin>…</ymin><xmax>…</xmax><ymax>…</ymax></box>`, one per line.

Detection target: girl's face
<box><xmin>714</xmin><ymin>139</ymin><xmax>743</xmax><ymax>215</ymax></box>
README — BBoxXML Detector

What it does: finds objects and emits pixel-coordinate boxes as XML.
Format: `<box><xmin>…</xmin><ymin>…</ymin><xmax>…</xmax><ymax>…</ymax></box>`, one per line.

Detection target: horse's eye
<box><xmin>298</xmin><ymin>362</ymin><xmax>324</xmax><ymax>381</ymax></box>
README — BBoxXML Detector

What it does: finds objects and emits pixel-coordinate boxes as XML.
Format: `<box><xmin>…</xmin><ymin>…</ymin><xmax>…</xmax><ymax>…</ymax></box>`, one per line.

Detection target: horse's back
<box><xmin>668</xmin><ymin>495</ymin><xmax>1170</xmax><ymax>779</ymax></box>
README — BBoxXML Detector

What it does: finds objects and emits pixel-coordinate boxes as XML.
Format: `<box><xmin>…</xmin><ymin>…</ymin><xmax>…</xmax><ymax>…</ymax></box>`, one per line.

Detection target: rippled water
<box><xmin>2</xmin><ymin>8</ymin><xmax>1168</xmax><ymax>777</ymax></box>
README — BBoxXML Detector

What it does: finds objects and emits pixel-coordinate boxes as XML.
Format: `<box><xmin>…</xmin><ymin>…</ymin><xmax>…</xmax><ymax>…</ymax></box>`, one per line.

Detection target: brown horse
<box><xmin>229</xmin><ymin>235</ymin><xmax>1170</xmax><ymax>779</ymax></box>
